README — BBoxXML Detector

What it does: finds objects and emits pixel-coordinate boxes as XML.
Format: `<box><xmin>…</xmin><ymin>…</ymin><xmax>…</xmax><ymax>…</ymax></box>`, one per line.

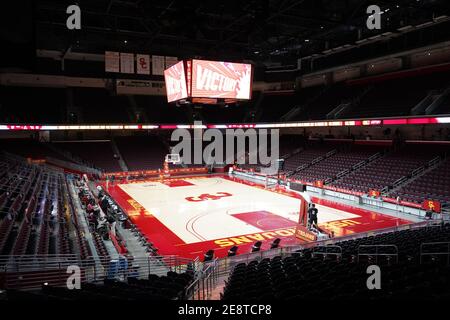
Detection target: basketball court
<box><xmin>103</xmin><ymin>175</ymin><xmax>412</xmax><ymax>259</ymax></box>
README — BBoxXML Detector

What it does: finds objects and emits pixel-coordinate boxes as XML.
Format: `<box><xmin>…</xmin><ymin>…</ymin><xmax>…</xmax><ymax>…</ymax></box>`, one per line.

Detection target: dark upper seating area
<box><xmin>342</xmin><ymin>71</ymin><xmax>450</xmax><ymax>119</ymax></box>
<box><xmin>72</xmin><ymin>88</ymin><xmax>131</xmax><ymax>124</ymax></box>
<box><xmin>259</xmin><ymin>86</ymin><xmax>324</xmax><ymax>122</ymax></box>
<box><xmin>1</xmin><ymin>68</ymin><xmax>450</xmax><ymax>126</ymax></box>
<box><xmin>0</xmin><ymin>87</ymin><xmax>65</xmax><ymax>124</ymax></box>
<box><xmin>298</xmin><ymin>83</ymin><xmax>367</xmax><ymax>120</ymax></box>
<box><xmin>272</xmin><ymin>68</ymin><xmax>450</xmax><ymax>121</ymax></box>
<box><xmin>434</xmin><ymin>94</ymin><xmax>450</xmax><ymax>114</ymax></box>
<box><xmin>115</xmin><ymin>135</ymin><xmax>168</xmax><ymax>171</ymax></box>
<box><xmin>54</xmin><ymin>141</ymin><xmax>122</xmax><ymax>172</ymax></box>
<box><xmin>135</xmin><ymin>95</ymin><xmax>190</xmax><ymax>123</ymax></box>
<box><xmin>0</xmin><ymin>137</ymin><xmax>187</xmax><ymax>174</ymax></box>
<box><xmin>222</xmin><ymin>224</ymin><xmax>450</xmax><ymax>300</ymax></box>
<box><xmin>390</xmin><ymin>158</ymin><xmax>450</xmax><ymax>205</ymax></box>
<box><xmin>0</xmin><ymin>139</ymin><xmax>67</xmax><ymax>161</ymax></box>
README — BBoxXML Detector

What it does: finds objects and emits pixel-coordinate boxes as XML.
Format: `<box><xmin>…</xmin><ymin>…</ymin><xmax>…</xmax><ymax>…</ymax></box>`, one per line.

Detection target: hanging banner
<box><xmin>152</xmin><ymin>55</ymin><xmax>165</xmax><ymax>75</ymax></box>
<box><xmin>136</xmin><ymin>54</ymin><xmax>150</xmax><ymax>75</ymax></box>
<box><xmin>120</xmin><ymin>53</ymin><xmax>135</xmax><ymax>74</ymax></box>
<box><xmin>105</xmin><ymin>51</ymin><xmax>120</xmax><ymax>73</ymax></box>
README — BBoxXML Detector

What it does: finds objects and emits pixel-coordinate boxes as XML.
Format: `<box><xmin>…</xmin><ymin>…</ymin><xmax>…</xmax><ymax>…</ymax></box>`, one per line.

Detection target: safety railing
<box><xmin>295</xmin><ymin>163</ymin><xmax>309</xmax><ymax>172</ymax></box>
<box><xmin>312</xmin><ymin>245</ymin><xmax>342</xmax><ymax>260</ymax></box>
<box><xmin>357</xmin><ymin>245</ymin><xmax>399</xmax><ymax>264</ymax></box>
<box><xmin>392</xmin><ymin>175</ymin><xmax>409</xmax><ymax>189</ymax></box>
<box><xmin>420</xmin><ymin>242</ymin><xmax>450</xmax><ymax>265</ymax></box>
<box><xmin>352</xmin><ymin>159</ymin><xmax>368</xmax><ymax>171</ymax></box>
<box><xmin>0</xmin><ymin>254</ymin><xmax>80</xmax><ymax>272</ymax></box>
<box><xmin>428</xmin><ymin>156</ymin><xmax>441</xmax><ymax>168</ymax></box>
<box><xmin>215</xmin><ymin>246</ymin><xmax>300</xmax><ymax>276</ymax></box>
<box><xmin>336</xmin><ymin>168</ymin><xmax>350</xmax><ymax>179</ymax></box>
<box><xmin>185</xmin><ymin>258</ymin><xmax>219</xmax><ymax>300</ymax></box>
<box><xmin>0</xmin><ymin>254</ymin><xmax>199</xmax><ymax>290</ymax></box>
<box><xmin>367</xmin><ymin>152</ymin><xmax>382</xmax><ymax>163</ymax></box>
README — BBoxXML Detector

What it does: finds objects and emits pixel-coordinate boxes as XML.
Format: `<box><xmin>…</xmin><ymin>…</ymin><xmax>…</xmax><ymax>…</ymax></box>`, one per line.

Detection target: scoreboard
<box><xmin>164</xmin><ymin>61</ymin><xmax>188</xmax><ymax>102</ymax></box>
<box><xmin>164</xmin><ymin>59</ymin><xmax>253</xmax><ymax>103</ymax></box>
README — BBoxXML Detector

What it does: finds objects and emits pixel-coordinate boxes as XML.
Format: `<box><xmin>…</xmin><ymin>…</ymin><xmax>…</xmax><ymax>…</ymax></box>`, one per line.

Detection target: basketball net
<box><xmin>161</xmin><ymin>154</ymin><xmax>180</xmax><ymax>181</ymax></box>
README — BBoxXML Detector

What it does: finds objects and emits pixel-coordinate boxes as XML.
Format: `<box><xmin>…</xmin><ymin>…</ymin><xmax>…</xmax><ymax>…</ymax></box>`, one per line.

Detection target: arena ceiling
<box><xmin>30</xmin><ymin>0</ymin><xmax>450</xmax><ymax>66</ymax></box>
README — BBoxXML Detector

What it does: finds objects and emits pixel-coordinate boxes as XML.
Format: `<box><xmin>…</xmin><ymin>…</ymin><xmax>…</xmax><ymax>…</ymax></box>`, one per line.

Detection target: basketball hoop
<box><xmin>264</xmin><ymin>175</ymin><xmax>278</xmax><ymax>189</ymax></box>
<box><xmin>165</xmin><ymin>154</ymin><xmax>181</xmax><ymax>164</ymax></box>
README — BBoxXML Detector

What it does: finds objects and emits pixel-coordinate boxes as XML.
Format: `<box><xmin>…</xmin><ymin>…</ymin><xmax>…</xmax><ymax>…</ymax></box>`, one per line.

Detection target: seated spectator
<box><xmin>88</xmin><ymin>212</ymin><xmax>98</xmax><ymax>230</ymax></box>
<box><xmin>87</xmin><ymin>202</ymin><xmax>94</xmax><ymax>214</ymax></box>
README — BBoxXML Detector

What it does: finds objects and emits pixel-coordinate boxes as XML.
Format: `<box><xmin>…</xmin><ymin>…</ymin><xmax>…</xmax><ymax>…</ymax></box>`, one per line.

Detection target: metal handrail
<box><xmin>411</xmin><ymin>166</ymin><xmax>425</xmax><ymax>177</ymax></box>
<box><xmin>428</xmin><ymin>156</ymin><xmax>441</xmax><ymax>167</ymax></box>
<box><xmin>357</xmin><ymin>244</ymin><xmax>399</xmax><ymax>264</ymax></box>
<box><xmin>312</xmin><ymin>245</ymin><xmax>342</xmax><ymax>259</ymax></box>
<box><xmin>420</xmin><ymin>241</ymin><xmax>450</xmax><ymax>265</ymax></box>
<box><xmin>0</xmin><ymin>254</ymin><xmax>199</xmax><ymax>290</ymax></box>
<box><xmin>185</xmin><ymin>258</ymin><xmax>219</xmax><ymax>300</ymax></box>
<box><xmin>393</xmin><ymin>176</ymin><xmax>408</xmax><ymax>187</ymax></box>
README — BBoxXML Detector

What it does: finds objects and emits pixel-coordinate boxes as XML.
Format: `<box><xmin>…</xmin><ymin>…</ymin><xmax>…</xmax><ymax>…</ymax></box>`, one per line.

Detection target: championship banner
<box><xmin>368</xmin><ymin>189</ymin><xmax>381</xmax><ymax>197</ymax></box>
<box><xmin>105</xmin><ymin>51</ymin><xmax>120</xmax><ymax>73</ymax></box>
<box><xmin>152</xmin><ymin>55</ymin><xmax>165</xmax><ymax>75</ymax></box>
<box><xmin>120</xmin><ymin>53</ymin><xmax>135</xmax><ymax>74</ymax></box>
<box><xmin>191</xmin><ymin>59</ymin><xmax>252</xmax><ymax>99</ymax></box>
<box><xmin>136</xmin><ymin>54</ymin><xmax>150</xmax><ymax>75</ymax></box>
<box><xmin>422</xmin><ymin>200</ymin><xmax>441</xmax><ymax>213</ymax></box>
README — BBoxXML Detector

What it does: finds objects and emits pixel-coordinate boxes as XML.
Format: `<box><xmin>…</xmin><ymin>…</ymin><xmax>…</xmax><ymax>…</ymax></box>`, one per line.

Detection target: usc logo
<box><xmin>185</xmin><ymin>192</ymin><xmax>232</xmax><ymax>202</ymax></box>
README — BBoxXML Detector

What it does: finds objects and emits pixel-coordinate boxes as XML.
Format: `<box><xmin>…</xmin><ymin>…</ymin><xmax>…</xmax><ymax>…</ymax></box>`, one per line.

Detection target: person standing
<box><xmin>308</xmin><ymin>204</ymin><xmax>319</xmax><ymax>229</ymax></box>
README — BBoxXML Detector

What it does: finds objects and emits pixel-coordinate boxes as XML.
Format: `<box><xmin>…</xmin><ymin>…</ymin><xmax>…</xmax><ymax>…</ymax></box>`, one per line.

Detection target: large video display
<box><xmin>191</xmin><ymin>60</ymin><xmax>252</xmax><ymax>100</ymax></box>
<box><xmin>164</xmin><ymin>61</ymin><xmax>188</xmax><ymax>102</ymax></box>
